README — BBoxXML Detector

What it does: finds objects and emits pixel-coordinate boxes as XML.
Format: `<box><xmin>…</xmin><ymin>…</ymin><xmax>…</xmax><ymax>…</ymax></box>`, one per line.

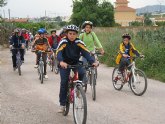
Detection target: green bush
<box><xmin>95</xmin><ymin>27</ymin><xmax>165</xmax><ymax>82</ymax></box>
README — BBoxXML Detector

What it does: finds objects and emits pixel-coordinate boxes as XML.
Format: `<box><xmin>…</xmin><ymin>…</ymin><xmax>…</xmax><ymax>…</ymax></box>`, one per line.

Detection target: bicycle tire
<box><xmin>18</xmin><ymin>62</ymin><xmax>21</xmax><ymax>76</ymax></box>
<box><xmin>73</xmin><ymin>86</ymin><xmax>87</xmax><ymax>124</ymax></box>
<box><xmin>130</xmin><ymin>69</ymin><xmax>147</xmax><ymax>96</ymax></box>
<box><xmin>50</xmin><ymin>60</ymin><xmax>53</xmax><ymax>72</ymax></box>
<box><xmin>40</xmin><ymin>63</ymin><xmax>44</xmax><ymax>84</ymax></box>
<box><xmin>95</xmin><ymin>68</ymin><xmax>98</xmax><ymax>79</ymax></box>
<box><xmin>91</xmin><ymin>71</ymin><xmax>96</xmax><ymax>101</ymax></box>
<box><xmin>83</xmin><ymin>71</ymin><xmax>89</xmax><ymax>93</ymax></box>
<box><xmin>54</xmin><ymin>58</ymin><xmax>59</xmax><ymax>74</ymax></box>
<box><xmin>112</xmin><ymin>67</ymin><xmax>123</xmax><ymax>91</ymax></box>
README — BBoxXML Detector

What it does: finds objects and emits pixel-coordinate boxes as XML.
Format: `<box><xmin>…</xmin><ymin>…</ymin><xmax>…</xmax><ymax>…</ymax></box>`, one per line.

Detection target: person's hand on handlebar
<box><xmin>60</xmin><ymin>61</ymin><xmax>68</xmax><ymax>69</ymax></box>
<box><xmin>140</xmin><ymin>54</ymin><xmax>145</xmax><ymax>60</ymax></box>
<box><xmin>100</xmin><ymin>48</ymin><xmax>105</xmax><ymax>55</ymax></box>
<box><xmin>123</xmin><ymin>54</ymin><xmax>129</xmax><ymax>58</ymax></box>
<box><xmin>92</xmin><ymin>62</ymin><xmax>99</xmax><ymax>67</ymax></box>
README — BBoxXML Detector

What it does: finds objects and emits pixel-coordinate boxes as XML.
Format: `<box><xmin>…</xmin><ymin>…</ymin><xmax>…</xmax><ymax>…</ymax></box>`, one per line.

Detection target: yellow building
<box><xmin>114</xmin><ymin>0</ymin><xmax>136</xmax><ymax>26</ymax></box>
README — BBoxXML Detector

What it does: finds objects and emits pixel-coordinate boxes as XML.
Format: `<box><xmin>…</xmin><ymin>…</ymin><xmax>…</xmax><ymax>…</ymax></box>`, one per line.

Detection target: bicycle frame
<box><xmin>69</xmin><ymin>69</ymin><xmax>82</xmax><ymax>103</ymax></box>
<box><xmin>38</xmin><ymin>51</ymin><xmax>44</xmax><ymax>72</ymax></box>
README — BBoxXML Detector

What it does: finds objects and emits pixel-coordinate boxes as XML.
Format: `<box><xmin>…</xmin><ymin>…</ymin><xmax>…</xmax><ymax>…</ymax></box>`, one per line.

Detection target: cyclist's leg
<box><xmin>26</xmin><ymin>40</ymin><xmax>28</xmax><ymax>48</ymax></box>
<box><xmin>37</xmin><ymin>52</ymin><xmax>41</xmax><ymax>65</ymax></box>
<box><xmin>59</xmin><ymin>68</ymin><xmax>70</xmax><ymax>106</ymax></box>
<box><xmin>77</xmin><ymin>66</ymin><xmax>86</xmax><ymax>81</ymax></box>
<box><xmin>12</xmin><ymin>49</ymin><xmax>17</xmax><ymax>68</ymax></box>
<box><xmin>80</xmin><ymin>57</ymin><xmax>88</xmax><ymax>83</ymax></box>
<box><xmin>118</xmin><ymin>57</ymin><xmax>127</xmax><ymax>72</ymax></box>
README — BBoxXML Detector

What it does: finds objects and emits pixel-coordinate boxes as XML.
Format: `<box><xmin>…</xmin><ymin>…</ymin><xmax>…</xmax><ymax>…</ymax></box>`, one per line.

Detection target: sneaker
<box><xmin>34</xmin><ymin>65</ymin><xmax>38</xmax><ymax>68</ymax></box>
<box><xmin>58</xmin><ymin>106</ymin><xmax>65</xmax><ymax>113</ymax></box>
<box><xmin>44</xmin><ymin>75</ymin><xmax>48</xmax><ymax>79</ymax></box>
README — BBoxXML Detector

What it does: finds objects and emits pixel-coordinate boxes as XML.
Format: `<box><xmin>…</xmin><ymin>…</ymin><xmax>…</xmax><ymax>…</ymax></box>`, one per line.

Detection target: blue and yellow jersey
<box><xmin>56</xmin><ymin>38</ymin><xmax>95</xmax><ymax>65</ymax></box>
<box><xmin>116</xmin><ymin>42</ymin><xmax>140</xmax><ymax>64</ymax></box>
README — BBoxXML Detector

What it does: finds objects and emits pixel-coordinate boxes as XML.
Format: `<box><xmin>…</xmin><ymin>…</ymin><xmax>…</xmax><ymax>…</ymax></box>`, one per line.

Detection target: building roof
<box><xmin>115</xmin><ymin>0</ymin><xmax>129</xmax><ymax>4</ymax></box>
<box><xmin>115</xmin><ymin>6</ymin><xmax>135</xmax><ymax>12</ymax></box>
<box><xmin>155</xmin><ymin>17</ymin><xmax>165</xmax><ymax>21</ymax></box>
<box><xmin>135</xmin><ymin>16</ymin><xmax>144</xmax><ymax>21</ymax></box>
<box><xmin>5</xmin><ymin>18</ymin><xmax>29</xmax><ymax>23</ymax></box>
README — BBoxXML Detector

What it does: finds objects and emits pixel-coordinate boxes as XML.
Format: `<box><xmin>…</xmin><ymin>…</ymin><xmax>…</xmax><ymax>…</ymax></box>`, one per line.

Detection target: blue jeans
<box><xmin>59</xmin><ymin>66</ymin><xmax>85</xmax><ymax>106</ymax></box>
<box><xmin>119</xmin><ymin>57</ymin><xmax>131</xmax><ymax>71</ymax></box>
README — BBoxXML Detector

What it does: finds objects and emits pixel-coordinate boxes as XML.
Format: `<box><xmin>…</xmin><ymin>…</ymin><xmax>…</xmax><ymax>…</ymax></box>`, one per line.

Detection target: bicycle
<box><xmin>47</xmin><ymin>49</ymin><xmax>59</xmax><ymax>74</ymax></box>
<box><xmin>83</xmin><ymin>52</ymin><xmax>101</xmax><ymax>101</ymax></box>
<box><xmin>112</xmin><ymin>57</ymin><xmax>147</xmax><ymax>96</ymax></box>
<box><xmin>12</xmin><ymin>48</ymin><xmax>23</xmax><ymax>76</ymax></box>
<box><xmin>32</xmin><ymin>50</ymin><xmax>50</xmax><ymax>84</ymax></box>
<box><xmin>63</xmin><ymin>64</ymin><xmax>89</xmax><ymax>124</ymax></box>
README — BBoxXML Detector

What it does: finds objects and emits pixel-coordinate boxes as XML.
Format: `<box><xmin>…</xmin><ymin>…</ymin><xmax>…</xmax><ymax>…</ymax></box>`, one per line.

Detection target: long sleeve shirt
<box><xmin>56</xmin><ymin>38</ymin><xmax>95</xmax><ymax>65</ymax></box>
<box><xmin>10</xmin><ymin>35</ymin><xmax>25</xmax><ymax>48</ymax></box>
<box><xmin>79</xmin><ymin>32</ymin><xmax>103</xmax><ymax>51</ymax></box>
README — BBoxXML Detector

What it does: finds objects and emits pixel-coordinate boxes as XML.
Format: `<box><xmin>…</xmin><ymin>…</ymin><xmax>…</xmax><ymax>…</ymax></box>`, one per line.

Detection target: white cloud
<box><xmin>1</xmin><ymin>0</ymin><xmax>165</xmax><ymax>18</ymax></box>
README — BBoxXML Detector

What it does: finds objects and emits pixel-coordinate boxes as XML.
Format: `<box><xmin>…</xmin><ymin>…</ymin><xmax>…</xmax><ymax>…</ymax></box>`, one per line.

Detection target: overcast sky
<box><xmin>1</xmin><ymin>0</ymin><xmax>165</xmax><ymax>18</ymax></box>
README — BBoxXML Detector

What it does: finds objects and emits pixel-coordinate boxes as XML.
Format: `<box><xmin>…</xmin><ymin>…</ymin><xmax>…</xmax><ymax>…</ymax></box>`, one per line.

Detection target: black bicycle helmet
<box><xmin>122</xmin><ymin>33</ymin><xmax>131</xmax><ymax>40</ymax></box>
<box><xmin>82</xmin><ymin>21</ymin><xmax>93</xmax><ymax>29</ymax></box>
<box><xmin>51</xmin><ymin>29</ymin><xmax>56</xmax><ymax>34</ymax></box>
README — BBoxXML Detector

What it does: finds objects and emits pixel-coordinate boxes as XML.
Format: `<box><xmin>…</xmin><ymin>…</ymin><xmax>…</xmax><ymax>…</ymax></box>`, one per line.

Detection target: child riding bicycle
<box><xmin>56</xmin><ymin>24</ymin><xmax>98</xmax><ymax>113</ymax></box>
<box><xmin>116</xmin><ymin>33</ymin><xmax>144</xmax><ymax>73</ymax></box>
<box><xmin>32</xmin><ymin>29</ymin><xmax>50</xmax><ymax>79</ymax></box>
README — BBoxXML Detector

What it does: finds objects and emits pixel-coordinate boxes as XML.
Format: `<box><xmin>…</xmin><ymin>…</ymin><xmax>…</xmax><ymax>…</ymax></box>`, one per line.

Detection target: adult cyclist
<box><xmin>9</xmin><ymin>29</ymin><xmax>25</xmax><ymax>70</ymax></box>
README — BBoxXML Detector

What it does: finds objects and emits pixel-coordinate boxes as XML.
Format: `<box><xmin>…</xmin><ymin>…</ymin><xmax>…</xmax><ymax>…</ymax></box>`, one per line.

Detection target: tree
<box><xmin>71</xmin><ymin>0</ymin><xmax>115</xmax><ymax>27</ymax></box>
<box><xmin>0</xmin><ymin>0</ymin><xmax>7</xmax><ymax>7</ymax></box>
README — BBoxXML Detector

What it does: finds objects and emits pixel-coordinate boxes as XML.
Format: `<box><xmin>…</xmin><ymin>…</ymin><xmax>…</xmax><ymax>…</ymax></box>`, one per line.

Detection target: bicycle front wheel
<box><xmin>91</xmin><ymin>71</ymin><xmax>96</xmax><ymax>101</ymax></box>
<box><xmin>130</xmin><ymin>69</ymin><xmax>147</xmax><ymax>96</ymax></box>
<box><xmin>17</xmin><ymin>60</ymin><xmax>21</xmax><ymax>76</ymax></box>
<box><xmin>40</xmin><ymin>63</ymin><xmax>44</xmax><ymax>84</ymax></box>
<box><xmin>73</xmin><ymin>86</ymin><xmax>87</xmax><ymax>124</ymax></box>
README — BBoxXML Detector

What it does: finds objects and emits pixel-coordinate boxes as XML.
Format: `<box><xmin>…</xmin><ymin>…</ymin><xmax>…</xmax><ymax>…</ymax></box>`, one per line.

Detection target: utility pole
<box><xmin>8</xmin><ymin>9</ymin><xmax>10</xmax><ymax>22</ymax></box>
<box><xmin>3</xmin><ymin>10</ymin><xmax>5</xmax><ymax>18</ymax></box>
<box><xmin>45</xmin><ymin>10</ymin><xmax>47</xmax><ymax>17</ymax></box>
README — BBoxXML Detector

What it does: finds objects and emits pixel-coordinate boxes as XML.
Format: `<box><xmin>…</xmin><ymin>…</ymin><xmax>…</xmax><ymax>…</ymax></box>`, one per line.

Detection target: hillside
<box><xmin>136</xmin><ymin>5</ymin><xmax>165</xmax><ymax>14</ymax></box>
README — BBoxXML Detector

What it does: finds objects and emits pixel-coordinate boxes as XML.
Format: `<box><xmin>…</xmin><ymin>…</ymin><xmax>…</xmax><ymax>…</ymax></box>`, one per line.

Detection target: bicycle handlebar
<box><xmin>91</xmin><ymin>52</ymin><xmax>102</xmax><ymax>56</ymax></box>
<box><xmin>67</xmin><ymin>64</ymin><xmax>94</xmax><ymax>69</ymax></box>
<box><xmin>31</xmin><ymin>50</ymin><xmax>51</xmax><ymax>53</ymax></box>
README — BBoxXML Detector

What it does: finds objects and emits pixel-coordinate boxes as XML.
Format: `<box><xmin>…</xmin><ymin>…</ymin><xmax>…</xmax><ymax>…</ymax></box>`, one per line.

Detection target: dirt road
<box><xmin>0</xmin><ymin>48</ymin><xmax>165</xmax><ymax>124</ymax></box>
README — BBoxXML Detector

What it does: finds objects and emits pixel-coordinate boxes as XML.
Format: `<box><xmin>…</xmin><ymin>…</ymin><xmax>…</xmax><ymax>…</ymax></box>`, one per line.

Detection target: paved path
<box><xmin>0</xmin><ymin>49</ymin><xmax>165</xmax><ymax>124</ymax></box>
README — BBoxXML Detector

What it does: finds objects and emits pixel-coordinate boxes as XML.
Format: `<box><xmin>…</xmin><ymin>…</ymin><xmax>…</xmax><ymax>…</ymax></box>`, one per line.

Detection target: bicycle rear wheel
<box><xmin>130</xmin><ymin>69</ymin><xmax>147</xmax><ymax>96</ymax></box>
<box><xmin>73</xmin><ymin>86</ymin><xmax>87</xmax><ymax>124</ymax></box>
<box><xmin>112</xmin><ymin>67</ymin><xmax>123</xmax><ymax>90</ymax></box>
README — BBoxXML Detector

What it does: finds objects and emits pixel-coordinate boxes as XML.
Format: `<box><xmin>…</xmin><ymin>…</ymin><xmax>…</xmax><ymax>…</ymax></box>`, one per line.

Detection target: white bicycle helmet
<box><xmin>66</xmin><ymin>25</ymin><xmax>79</xmax><ymax>33</ymax></box>
<box><xmin>82</xmin><ymin>21</ymin><xmax>93</xmax><ymax>29</ymax></box>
